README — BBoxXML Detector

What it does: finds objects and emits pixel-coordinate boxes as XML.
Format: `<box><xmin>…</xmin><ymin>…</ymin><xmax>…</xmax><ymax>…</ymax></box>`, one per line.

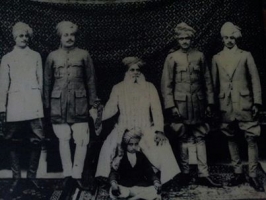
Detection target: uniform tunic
<box><xmin>44</xmin><ymin>47</ymin><xmax>97</xmax><ymax>124</ymax></box>
<box><xmin>161</xmin><ymin>49</ymin><xmax>214</xmax><ymax>125</ymax></box>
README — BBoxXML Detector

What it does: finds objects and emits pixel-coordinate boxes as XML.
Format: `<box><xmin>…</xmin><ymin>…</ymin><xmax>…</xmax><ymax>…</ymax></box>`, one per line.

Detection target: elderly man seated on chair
<box><xmin>95</xmin><ymin>57</ymin><xmax>180</xmax><ymax>185</ymax></box>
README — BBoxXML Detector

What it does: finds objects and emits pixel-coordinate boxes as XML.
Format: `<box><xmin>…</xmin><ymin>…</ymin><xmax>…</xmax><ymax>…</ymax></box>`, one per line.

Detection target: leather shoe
<box><xmin>75</xmin><ymin>179</ymin><xmax>90</xmax><ymax>190</ymax></box>
<box><xmin>63</xmin><ymin>176</ymin><xmax>74</xmax><ymax>189</ymax></box>
<box><xmin>27</xmin><ymin>179</ymin><xmax>44</xmax><ymax>190</ymax></box>
<box><xmin>249</xmin><ymin>177</ymin><xmax>265</xmax><ymax>192</ymax></box>
<box><xmin>197</xmin><ymin>176</ymin><xmax>223</xmax><ymax>187</ymax></box>
<box><xmin>9</xmin><ymin>179</ymin><xmax>20</xmax><ymax>193</ymax></box>
<box><xmin>228</xmin><ymin>174</ymin><xmax>245</xmax><ymax>187</ymax></box>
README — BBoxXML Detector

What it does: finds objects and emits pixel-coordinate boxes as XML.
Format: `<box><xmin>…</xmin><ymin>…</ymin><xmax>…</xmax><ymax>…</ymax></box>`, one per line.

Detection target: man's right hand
<box><xmin>171</xmin><ymin>107</ymin><xmax>182</xmax><ymax>120</ymax></box>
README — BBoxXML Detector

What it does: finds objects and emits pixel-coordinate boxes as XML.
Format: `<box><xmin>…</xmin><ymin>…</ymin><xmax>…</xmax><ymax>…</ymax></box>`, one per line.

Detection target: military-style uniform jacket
<box><xmin>161</xmin><ymin>49</ymin><xmax>214</xmax><ymax>124</ymax></box>
<box><xmin>0</xmin><ymin>46</ymin><xmax>44</xmax><ymax>122</ymax></box>
<box><xmin>44</xmin><ymin>47</ymin><xmax>97</xmax><ymax>124</ymax></box>
<box><xmin>212</xmin><ymin>46</ymin><xmax>262</xmax><ymax>122</ymax></box>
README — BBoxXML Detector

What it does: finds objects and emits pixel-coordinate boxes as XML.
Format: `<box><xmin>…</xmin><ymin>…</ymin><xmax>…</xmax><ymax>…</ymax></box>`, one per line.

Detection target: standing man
<box><xmin>212</xmin><ymin>22</ymin><xmax>264</xmax><ymax>192</ymax></box>
<box><xmin>44</xmin><ymin>21</ymin><xmax>98</xmax><ymax>189</ymax></box>
<box><xmin>161</xmin><ymin>22</ymin><xmax>221</xmax><ymax>187</ymax></box>
<box><xmin>0</xmin><ymin>22</ymin><xmax>44</xmax><ymax>193</ymax></box>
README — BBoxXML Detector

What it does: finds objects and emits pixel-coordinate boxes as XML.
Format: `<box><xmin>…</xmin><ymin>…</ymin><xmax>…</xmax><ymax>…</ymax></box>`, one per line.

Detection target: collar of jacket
<box><xmin>59</xmin><ymin>45</ymin><xmax>76</xmax><ymax>52</ymax></box>
<box><xmin>13</xmin><ymin>45</ymin><xmax>30</xmax><ymax>53</ymax></box>
<box><xmin>178</xmin><ymin>48</ymin><xmax>196</xmax><ymax>54</ymax></box>
<box><xmin>223</xmin><ymin>45</ymin><xmax>238</xmax><ymax>53</ymax></box>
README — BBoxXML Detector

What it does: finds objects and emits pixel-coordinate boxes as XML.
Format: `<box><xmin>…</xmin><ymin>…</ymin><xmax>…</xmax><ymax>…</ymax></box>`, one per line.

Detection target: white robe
<box><xmin>95</xmin><ymin>74</ymin><xmax>180</xmax><ymax>184</ymax></box>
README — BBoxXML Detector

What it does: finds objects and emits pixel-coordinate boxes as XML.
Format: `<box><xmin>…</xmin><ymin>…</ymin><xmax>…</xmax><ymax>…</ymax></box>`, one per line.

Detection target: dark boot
<box><xmin>27</xmin><ymin>144</ymin><xmax>41</xmax><ymax>179</ymax></box>
<box><xmin>228</xmin><ymin>173</ymin><xmax>246</xmax><ymax>187</ymax></box>
<box><xmin>9</xmin><ymin>179</ymin><xmax>20</xmax><ymax>194</ymax></box>
<box><xmin>27</xmin><ymin>143</ymin><xmax>42</xmax><ymax>189</ymax></box>
<box><xmin>10</xmin><ymin>150</ymin><xmax>21</xmax><ymax>179</ymax></box>
<box><xmin>197</xmin><ymin>176</ymin><xmax>223</xmax><ymax>187</ymax></box>
<box><xmin>75</xmin><ymin>178</ymin><xmax>90</xmax><ymax>190</ymax></box>
<box><xmin>249</xmin><ymin>177</ymin><xmax>265</xmax><ymax>192</ymax></box>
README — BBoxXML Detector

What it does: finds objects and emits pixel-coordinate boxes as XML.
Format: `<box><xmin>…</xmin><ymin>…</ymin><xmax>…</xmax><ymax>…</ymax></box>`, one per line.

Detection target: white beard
<box><xmin>124</xmin><ymin>72</ymin><xmax>145</xmax><ymax>85</ymax></box>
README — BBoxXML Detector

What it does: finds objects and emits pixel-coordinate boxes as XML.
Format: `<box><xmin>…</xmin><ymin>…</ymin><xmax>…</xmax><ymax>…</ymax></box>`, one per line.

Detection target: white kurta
<box><xmin>95</xmin><ymin>74</ymin><xmax>180</xmax><ymax>184</ymax></box>
<box><xmin>0</xmin><ymin>46</ymin><xmax>44</xmax><ymax>122</ymax></box>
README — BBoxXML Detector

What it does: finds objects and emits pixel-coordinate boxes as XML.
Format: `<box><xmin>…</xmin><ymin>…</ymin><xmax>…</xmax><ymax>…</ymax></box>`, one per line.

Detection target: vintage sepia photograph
<box><xmin>0</xmin><ymin>0</ymin><xmax>266</xmax><ymax>199</ymax></box>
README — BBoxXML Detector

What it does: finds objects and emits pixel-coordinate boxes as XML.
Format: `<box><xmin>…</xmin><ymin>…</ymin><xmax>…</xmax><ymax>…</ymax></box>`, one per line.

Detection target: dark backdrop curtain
<box><xmin>0</xmin><ymin>0</ymin><xmax>265</xmax><ymax>104</ymax></box>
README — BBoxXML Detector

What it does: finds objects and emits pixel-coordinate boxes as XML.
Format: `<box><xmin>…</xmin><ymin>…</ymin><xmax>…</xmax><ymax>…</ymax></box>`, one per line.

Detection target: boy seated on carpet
<box><xmin>109</xmin><ymin>128</ymin><xmax>161</xmax><ymax>200</ymax></box>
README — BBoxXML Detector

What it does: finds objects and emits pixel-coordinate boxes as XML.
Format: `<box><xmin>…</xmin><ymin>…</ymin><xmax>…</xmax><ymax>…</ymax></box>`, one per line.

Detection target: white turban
<box><xmin>174</xmin><ymin>22</ymin><xmax>196</xmax><ymax>38</ymax></box>
<box><xmin>123</xmin><ymin>128</ymin><xmax>142</xmax><ymax>144</ymax></box>
<box><xmin>56</xmin><ymin>21</ymin><xmax>78</xmax><ymax>36</ymax></box>
<box><xmin>12</xmin><ymin>22</ymin><xmax>33</xmax><ymax>39</ymax></box>
<box><xmin>122</xmin><ymin>56</ymin><xmax>145</xmax><ymax>70</ymax></box>
<box><xmin>220</xmin><ymin>22</ymin><xmax>242</xmax><ymax>38</ymax></box>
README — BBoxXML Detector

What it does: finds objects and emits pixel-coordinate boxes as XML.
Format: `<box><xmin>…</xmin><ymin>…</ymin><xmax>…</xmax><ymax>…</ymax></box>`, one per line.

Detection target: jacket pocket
<box><xmin>51</xmin><ymin>90</ymin><xmax>62</xmax><ymax>117</ymax></box>
<box><xmin>176</xmin><ymin>66</ymin><xmax>187</xmax><ymax>82</ymax></box>
<box><xmin>174</xmin><ymin>92</ymin><xmax>187</xmax><ymax>119</ymax></box>
<box><xmin>75</xmin><ymin>90</ymin><xmax>88</xmax><ymax>116</ymax></box>
<box><xmin>240</xmin><ymin>90</ymin><xmax>252</xmax><ymax>111</ymax></box>
<box><xmin>54</xmin><ymin>66</ymin><xmax>65</xmax><ymax>78</ymax></box>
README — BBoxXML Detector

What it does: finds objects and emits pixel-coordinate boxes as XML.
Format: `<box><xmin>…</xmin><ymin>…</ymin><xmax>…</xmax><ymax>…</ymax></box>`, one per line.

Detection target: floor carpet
<box><xmin>1</xmin><ymin>164</ymin><xmax>266</xmax><ymax>200</ymax></box>
<box><xmin>96</xmin><ymin>164</ymin><xmax>266</xmax><ymax>200</ymax></box>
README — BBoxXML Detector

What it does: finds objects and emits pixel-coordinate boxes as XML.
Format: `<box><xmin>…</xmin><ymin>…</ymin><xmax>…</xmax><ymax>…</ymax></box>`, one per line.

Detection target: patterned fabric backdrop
<box><xmin>0</xmin><ymin>0</ymin><xmax>265</xmax><ymax>104</ymax></box>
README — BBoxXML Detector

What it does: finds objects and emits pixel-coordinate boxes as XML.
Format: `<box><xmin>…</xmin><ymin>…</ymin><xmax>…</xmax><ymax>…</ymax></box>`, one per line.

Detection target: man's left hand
<box><xmin>154</xmin><ymin>180</ymin><xmax>162</xmax><ymax>194</ymax></box>
<box><xmin>252</xmin><ymin>104</ymin><xmax>260</xmax><ymax>119</ymax></box>
<box><xmin>205</xmin><ymin>105</ymin><xmax>213</xmax><ymax>118</ymax></box>
<box><xmin>154</xmin><ymin>131</ymin><xmax>167</xmax><ymax>146</ymax></box>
